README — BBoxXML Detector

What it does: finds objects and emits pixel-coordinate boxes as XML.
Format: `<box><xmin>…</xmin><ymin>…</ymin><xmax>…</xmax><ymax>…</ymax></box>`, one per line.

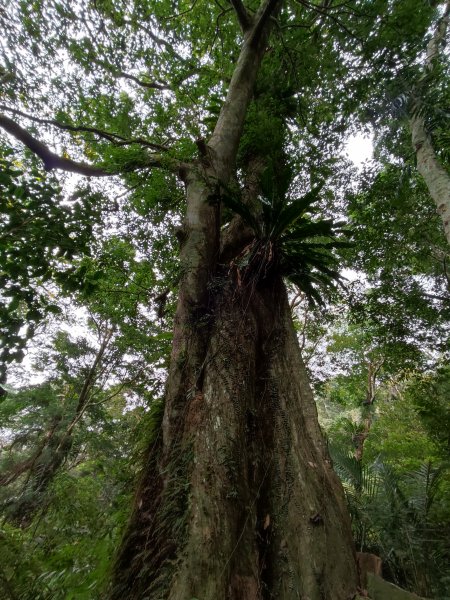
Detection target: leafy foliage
<box><xmin>331</xmin><ymin>444</ymin><xmax>449</xmax><ymax>598</ymax></box>
<box><xmin>344</xmin><ymin>162</ymin><xmax>450</xmax><ymax>360</ymax></box>
<box><xmin>403</xmin><ymin>365</ymin><xmax>450</xmax><ymax>459</ymax></box>
<box><xmin>0</xmin><ymin>325</ymin><xmax>153</xmax><ymax>600</ymax></box>
<box><xmin>325</xmin><ymin>372</ymin><xmax>450</xmax><ymax>597</ymax></box>
<box><xmin>0</xmin><ymin>147</ymin><xmax>102</xmax><ymax>382</ymax></box>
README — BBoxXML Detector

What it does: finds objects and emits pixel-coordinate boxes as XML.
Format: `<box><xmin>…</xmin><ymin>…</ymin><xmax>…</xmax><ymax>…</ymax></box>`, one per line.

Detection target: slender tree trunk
<box><xmin>3</xmin><ymin>330</ymin><xmax>113</xmax><ymax>526</ymax></box>
<box><xmin>354</xmin><ymin>358</ymin><xmax>382</xmax><ymax>462</ymax></box>
<box><xmin>411</xmin><ymin>1</ymin><xmax>450</xmax><ymax>245</ymax></box>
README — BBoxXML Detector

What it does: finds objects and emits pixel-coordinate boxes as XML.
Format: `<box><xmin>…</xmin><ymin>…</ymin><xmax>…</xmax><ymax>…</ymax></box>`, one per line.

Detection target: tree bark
<box><xmin>111</xmin><ymin>275</ymin><xmax>358</xmax><ymax>600</ymax></box>
<box><xmin>110</xmin><ymin>1</ymin><xmax>358</xmax><ymax>597</ymax></box>
<box><xmin>411</xmin><ymin>114</ymin><xmax>450</xmax><ymax>244</ymax></box>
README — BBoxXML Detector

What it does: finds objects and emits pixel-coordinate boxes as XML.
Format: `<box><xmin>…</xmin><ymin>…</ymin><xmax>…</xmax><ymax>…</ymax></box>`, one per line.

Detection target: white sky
<box><xmin>346</xmin><ymin>132</ymin><xmax>373</xmax><ymax>167</ymax></box>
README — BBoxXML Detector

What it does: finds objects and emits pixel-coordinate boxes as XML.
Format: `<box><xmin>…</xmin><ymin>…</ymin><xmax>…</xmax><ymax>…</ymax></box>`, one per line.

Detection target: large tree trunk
<box><xmin>111</xmin><ymin>269</ymin><xmax>358</xmax><ymax>599</ymax></box>
<box><xmin>110</xmin><ymin>3</ymin><xmax>358</xmax><ymax>596</ymax></box>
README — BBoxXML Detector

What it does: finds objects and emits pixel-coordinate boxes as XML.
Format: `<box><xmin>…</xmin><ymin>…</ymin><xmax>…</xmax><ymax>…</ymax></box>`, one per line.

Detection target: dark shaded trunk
<box><xmin>111</xmin><ymin>272</ymin><xmax>358</xmax><ymax>599</ymax></box>
<box><xmin>354</xmin><ymin>358</ymin><xmax>382</xmax><ymax>463</ymax></box>
<box><xmin>6</xmin><ymin>421</ymin><xmax>74</xmax><ymax>527</ymax></box>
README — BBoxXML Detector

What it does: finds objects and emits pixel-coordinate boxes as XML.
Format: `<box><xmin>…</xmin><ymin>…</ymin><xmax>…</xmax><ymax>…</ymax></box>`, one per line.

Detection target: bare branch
<box><xmin>229</xmin><ymin>0</ymin><xmax>252</xmax><ymax>31</ymax></box>
<box><xmin>0</xmin><ymin>114</ymin><xmax>110</xmax><ymax>177</ymax></box>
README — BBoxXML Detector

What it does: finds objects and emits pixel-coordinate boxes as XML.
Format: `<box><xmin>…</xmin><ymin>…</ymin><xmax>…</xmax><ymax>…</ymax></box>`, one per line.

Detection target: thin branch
<box><xmin>118</xmin><ymin>71</ymin><xmax>171</xmax><ymax>91</ymax></box>
<box><xmin>0</xmin><ymin>114</ymin><xmax>110</xmax><ymax>177</ymax></box>
<box><xmin>0</xmin><ymin>104</ymin><xmax>170</xmax><ymax>151</ymax></box>
<box><xmin>211</xmin><ymin>7</ymin><xmax>234</xmax><ymax>50</ymax></box>
<box><xmin>229</xmin><ymin>0</ymin><xmax>252</xmax><ymax>31</ymax></box>
<box><xmin>444</xmin><ymin>256</ymin><xmax>450</xmax><ymax>289</ymax></box>
<box><xmin>423</xmin><ymin>292</ymin><xmax>450</xmax><ymax>302</ymax></box>
<box><xmin>130</xmin><ymin>19</ymin><xmax>189</xmax><ymax>63</ymax></box>
<box><xmin>294</xmin><ymin>0</ymin><xmax>363</xmax><ymax>43</ymax></box>
<box><xmin>163</xmin><ymin>0</ymin><xmax>200</xmax><ymax>21</ymax></box>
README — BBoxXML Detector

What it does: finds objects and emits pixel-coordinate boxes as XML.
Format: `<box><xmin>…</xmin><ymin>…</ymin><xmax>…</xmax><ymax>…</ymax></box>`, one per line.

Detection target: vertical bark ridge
<box><xmin>163</xmin><ymin>171</ymin><xmax>220</xmax><ymax>447</ymax></box>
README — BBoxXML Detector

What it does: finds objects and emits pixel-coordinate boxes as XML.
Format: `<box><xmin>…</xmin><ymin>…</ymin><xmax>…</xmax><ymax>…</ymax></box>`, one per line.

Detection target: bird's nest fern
<box><xmin>222</xmin><ymin>178</ymin><xmax>349</xmax><ymax>305</ymax></box>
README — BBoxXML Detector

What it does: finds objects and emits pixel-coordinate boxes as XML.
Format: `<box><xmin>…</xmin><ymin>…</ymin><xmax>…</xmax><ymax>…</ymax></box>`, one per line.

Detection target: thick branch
<box><xmin>0</xmin><ymin>114</ymin><xmax>110</xmax><ymax>176</ymax></box>
<box><xmin>0</xmin><ymin>114</ymin><xmax>187</xmax><ymax>177</ymax></box>
<box><xmin>229</xmin><ymin>0</ymin><xmax>252</xmax><ymax>31</ymax></box>
<box><xmin>250</xmin><ymin>0</ymin><xmax>282</xmax><ymax>44</ymax></box>
<box><xmin>208</xmin><ymin>0</ymin><xmax>282</xmax><ymax>180</ymax></box>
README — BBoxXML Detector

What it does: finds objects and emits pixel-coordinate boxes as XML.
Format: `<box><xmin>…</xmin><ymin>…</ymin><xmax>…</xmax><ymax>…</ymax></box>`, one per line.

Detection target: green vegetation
<box><xmin>1</xmin><ymin>0</ymin><xmax>449</xmax><ymax>598</ymax></box>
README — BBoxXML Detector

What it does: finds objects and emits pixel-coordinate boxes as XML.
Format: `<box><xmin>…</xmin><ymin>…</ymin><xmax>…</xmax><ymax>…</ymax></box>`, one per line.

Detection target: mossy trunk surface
<box><xmin>111</xmin><ymin>270</ymin><xmax>358</xmax><ymax>600</ymax></box>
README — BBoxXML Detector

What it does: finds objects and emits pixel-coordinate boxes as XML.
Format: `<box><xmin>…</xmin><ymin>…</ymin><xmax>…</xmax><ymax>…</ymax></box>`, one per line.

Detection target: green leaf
<box><xmin>269</xmin><ymin>184</ymin><xmax>324</xmax><ymax>238</ymax></box>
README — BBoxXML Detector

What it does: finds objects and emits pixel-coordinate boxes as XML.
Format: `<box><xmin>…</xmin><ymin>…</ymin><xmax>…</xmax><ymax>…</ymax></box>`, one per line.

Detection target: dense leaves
<box><xmin>0</xmin><ymin>148</ymin><xmax>102</xmax><ymax>381</ymax></box>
